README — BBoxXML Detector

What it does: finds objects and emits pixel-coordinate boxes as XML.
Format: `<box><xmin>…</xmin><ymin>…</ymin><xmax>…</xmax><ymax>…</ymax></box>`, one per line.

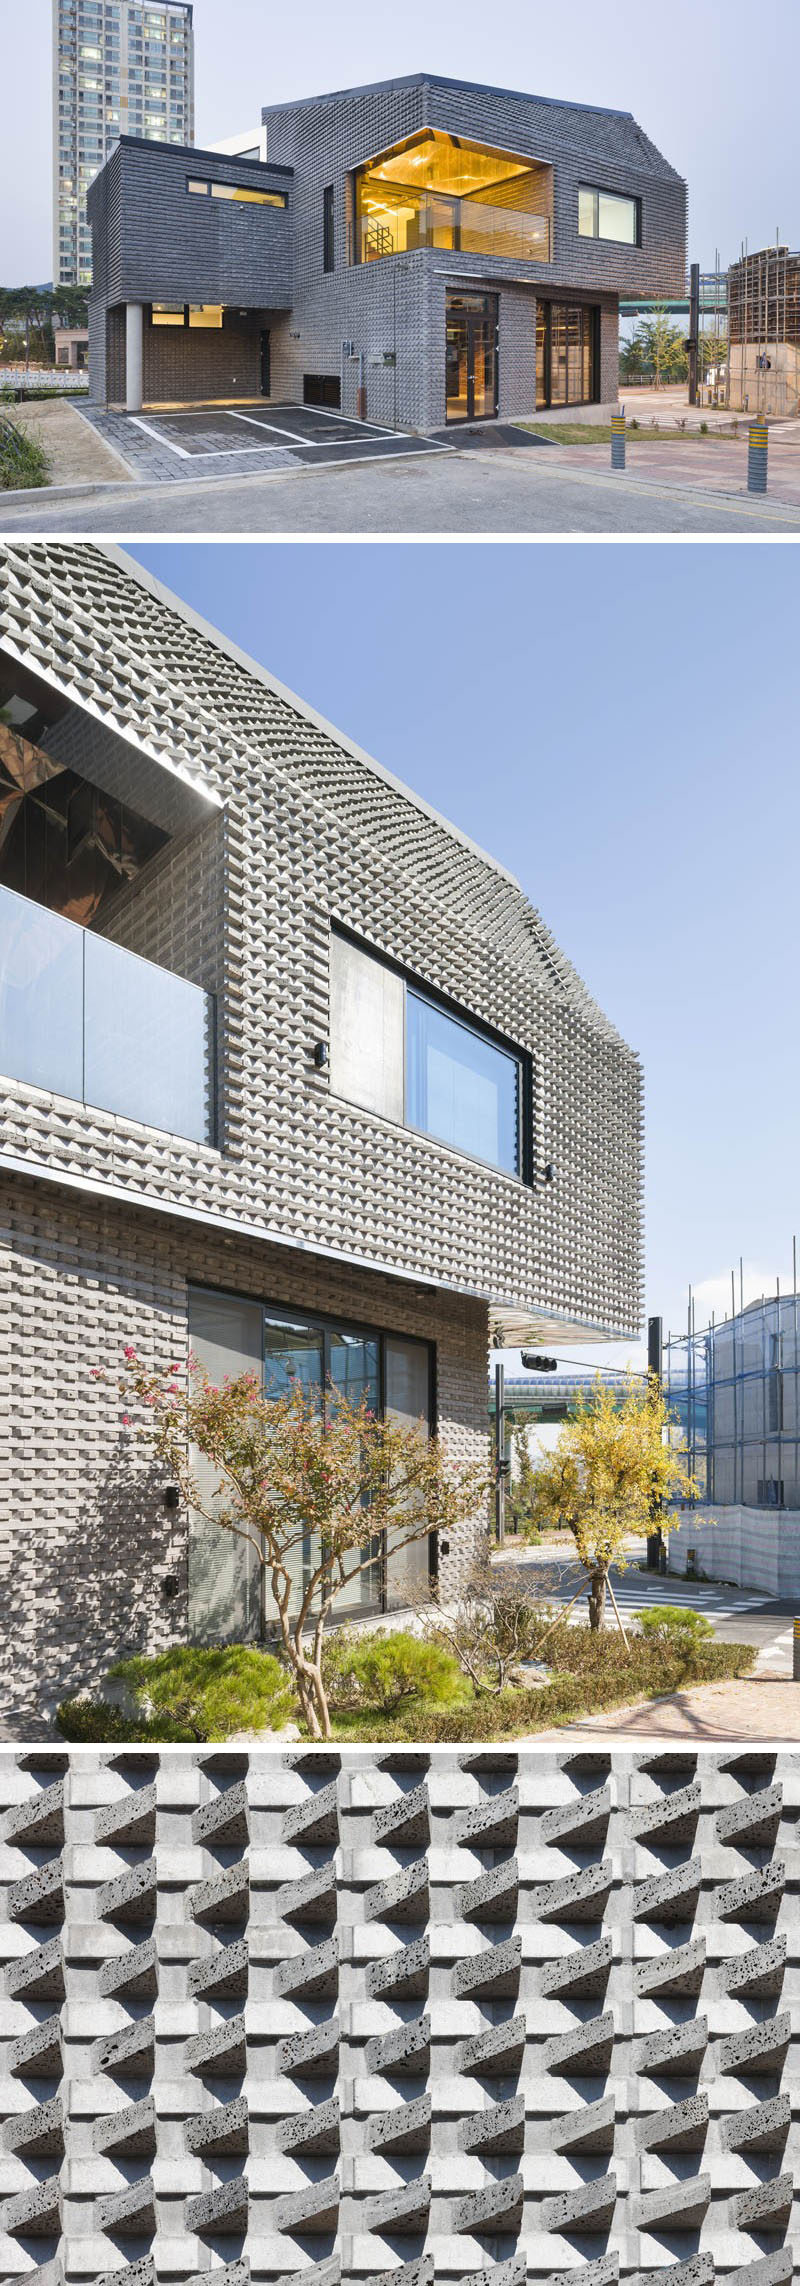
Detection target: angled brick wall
<box><xmin>0</xmin><ymin>1748</ymin><xmax>797</xmax><ymax>2282</ymax></box>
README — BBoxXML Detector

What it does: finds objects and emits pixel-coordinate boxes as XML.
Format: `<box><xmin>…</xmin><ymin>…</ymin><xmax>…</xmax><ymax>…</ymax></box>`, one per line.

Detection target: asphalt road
<box><xmin>4</xmin><ymin>446</ymin><xmax>800</xmax><ymax>533</ymax></box>
<box><xmin>501</xmin><ymin>1541</ymin><xmax>798</xmax><ymax>1672</ymax></box>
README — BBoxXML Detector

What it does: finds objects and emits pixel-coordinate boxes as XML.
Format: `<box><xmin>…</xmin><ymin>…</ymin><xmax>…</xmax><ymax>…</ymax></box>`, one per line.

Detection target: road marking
<box><xmin>129</xmin><ymin>414</ymin><xmax>194</xmax><ymax>459</ymax></box>
<box><xmin>228</xmin><ymin>407</ymin><xmax>399</xmax><ymax>440</ymax></box>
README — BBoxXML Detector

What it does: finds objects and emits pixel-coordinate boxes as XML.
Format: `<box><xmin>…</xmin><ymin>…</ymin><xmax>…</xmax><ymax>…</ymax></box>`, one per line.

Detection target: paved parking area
<box><xmin>80</xmin><ymin>398</ymin><xmax>450</xmax><ymax>483</ymax></box>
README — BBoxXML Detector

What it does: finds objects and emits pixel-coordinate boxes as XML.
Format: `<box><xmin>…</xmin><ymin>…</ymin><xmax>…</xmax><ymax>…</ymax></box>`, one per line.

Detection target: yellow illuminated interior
<box><xmin>210</xmin><ymin>182</ymin><xmax>286</xmax><ymax>207</ymax></box>
<box><xmin>366</xmin><ymin>130</ymin><xmax>535</xmax><ymax>197</ymax></box>
<box><xmin>188</xmin><ymin>305</ymin><xmax>224</xmax><ymax>327</ymax></box>
<box><xmin>151</xmin><ymin>304</ymin><xmax>186</xmax><ymax>325</ymax></box>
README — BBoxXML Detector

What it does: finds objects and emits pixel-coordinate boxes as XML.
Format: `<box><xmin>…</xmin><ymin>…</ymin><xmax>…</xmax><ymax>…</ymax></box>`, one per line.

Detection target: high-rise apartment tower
<box><xmin>53</xmin><ymin>0</ymin><xmax>194</xmax><ymax>286</ymax></box>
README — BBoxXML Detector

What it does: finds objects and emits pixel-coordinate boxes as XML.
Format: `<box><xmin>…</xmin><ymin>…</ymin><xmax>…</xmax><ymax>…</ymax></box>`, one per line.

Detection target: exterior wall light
<box><xmin>164</xmin><ymin>1485</ymin><xmax>181</xmax><ymax>1510</ymax></box>
<box><xmin>544</xmin><ymin>1162</ymin><xmax>555</xmax><ymax>1184</ymax></box>
<box><xmin>313</xmin><ymin>1042</ymin><xmax>329</xmax><ymax>1069</ymax></box>
<box><xmin>161</xmin><ymin>1575</ymin><xmax>180</xmax><ymax>1600</ymax></box>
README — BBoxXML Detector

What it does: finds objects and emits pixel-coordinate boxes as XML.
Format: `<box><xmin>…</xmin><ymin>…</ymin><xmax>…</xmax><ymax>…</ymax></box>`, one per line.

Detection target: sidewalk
<box><xmin>533</xmin><ymin>1670</ymin><xmax>800</xmax><ymax>1745</ymax></box>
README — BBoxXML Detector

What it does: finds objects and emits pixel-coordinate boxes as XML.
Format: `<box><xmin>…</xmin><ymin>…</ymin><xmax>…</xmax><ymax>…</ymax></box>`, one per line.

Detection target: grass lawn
<box><xmin>518</xmin><ymin>420</ymin><xmax>744</xmax><ymax>446</ymax></box>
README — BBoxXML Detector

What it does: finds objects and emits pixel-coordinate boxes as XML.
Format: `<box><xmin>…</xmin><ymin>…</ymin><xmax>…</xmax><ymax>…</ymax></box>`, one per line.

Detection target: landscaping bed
<box><xmin>57</xmin><ymin>1622</ymin><xmax>756</xmax><ymax>1747</ymax></box>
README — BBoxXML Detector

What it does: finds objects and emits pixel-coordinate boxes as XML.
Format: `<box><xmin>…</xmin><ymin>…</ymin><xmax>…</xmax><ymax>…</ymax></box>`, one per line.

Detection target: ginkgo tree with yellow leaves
<box><xmin>522</xmin><ymin>1375</ymin><xmax>699</xmax><ymax>1633</ymax></box>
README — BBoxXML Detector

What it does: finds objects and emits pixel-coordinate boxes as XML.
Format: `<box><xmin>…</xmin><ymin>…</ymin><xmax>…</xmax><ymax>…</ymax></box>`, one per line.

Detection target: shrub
<box><xmin>104</xmin><ymin>1645</ymin><xmax>294</xmax><ymax>1741</ymax></box>
<box><xmin>323</xmin><ymin>1629</ymin><xmax>468</xmax><ymax>1714</ymax></box>
<box><xmin>423</xmin><ymin>1560</ymin><xmax>560</xmax><ymax>1694</ymax></box>
<box><xmin>0</xmin><ymin>413</ymin><xmax>50</xmax><ymax>490</ymax></box>
<box><xmin>57</xmin><ymin>1698</ymin><xmax>176</xmax><ymax>1744</ymax></box>
<box><xmin>637</xmin><ymin>1604</ymin><xmax>714</xmax><ymax>1641</ymax></box>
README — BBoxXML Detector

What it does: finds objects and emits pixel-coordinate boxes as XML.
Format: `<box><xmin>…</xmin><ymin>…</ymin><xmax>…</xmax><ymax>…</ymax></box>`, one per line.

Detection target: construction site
<box><xmin>665</xmin><ymin>1270</ymin><xmax>800</xmax><ymax>1596</ymax></box>
<box><xmin>727</xmin><ymin>245</ymin><xmax>800</xmax><ymax>416</ymax></box>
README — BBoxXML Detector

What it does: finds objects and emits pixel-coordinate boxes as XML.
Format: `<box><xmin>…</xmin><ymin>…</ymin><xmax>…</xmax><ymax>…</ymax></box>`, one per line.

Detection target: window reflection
<box><xmin>406</xmin><ymin>989</ymin><xmax>520</xmax><ymax>1176</ymax></box>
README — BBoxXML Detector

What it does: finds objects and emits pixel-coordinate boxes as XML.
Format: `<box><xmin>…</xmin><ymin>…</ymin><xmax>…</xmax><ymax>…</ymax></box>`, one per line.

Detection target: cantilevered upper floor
<box><xmin>263</xmin><ymin>68</ymin><xmax>687</xmax><ymax>300</ymax></box>
<box><xmin>0</xmin><ymin>543</ymin><xmax>643</xmax><ymax>1346</ymax></box>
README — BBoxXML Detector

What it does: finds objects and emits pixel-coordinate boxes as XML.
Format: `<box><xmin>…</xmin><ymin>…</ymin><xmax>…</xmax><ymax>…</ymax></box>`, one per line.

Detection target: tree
<box><xmin>699</xmin><ymin>328</ymin><xmax>728</xmax><ymax>380</ymax></box>
<box><xmin>521</xmin><ymin>1375</ymin><xmax>698</xmax><ymax>1631</ymax></box>
<box><xmin>110</xmin><ymin>1349</ymin><xmax>488</xmax><ymax>1740</ymax></box>
<box><xmin>0</xmin><ymin>287</ymin><xmax>88</xmax><ymax>370</ymax></box>
<box><xmin>627</xmin><ymin>309</ymin><xmax>688</xmax><ymax>387</ymax></box>
<box><xmin>422</xmin><ymin>1554</ymin><xmax>558</xmax><ymax>1695</ymax></box>
<box><xmin>619</xmin><ymin>333</ymin><xmax>646</xmax><ymax>382</ymax></box>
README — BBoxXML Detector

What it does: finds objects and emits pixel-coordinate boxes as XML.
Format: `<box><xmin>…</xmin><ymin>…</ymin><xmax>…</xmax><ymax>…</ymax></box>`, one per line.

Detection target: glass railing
<box><xmin>0</xmin><ymin>882</ymin><xmax>215</xmax><ymax>1146</ymax></box>
<box><xmin>355</xmin><ymin>196</ymin><xmax>550</xmax><ymax>265</ymax></box>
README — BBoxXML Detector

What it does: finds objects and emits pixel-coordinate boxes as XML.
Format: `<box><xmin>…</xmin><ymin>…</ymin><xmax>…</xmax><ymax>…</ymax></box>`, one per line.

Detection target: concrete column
<box><xmin>125</xmin><ymin>302</ymin><xmax>144</xmax><ymax>412</ymax></box>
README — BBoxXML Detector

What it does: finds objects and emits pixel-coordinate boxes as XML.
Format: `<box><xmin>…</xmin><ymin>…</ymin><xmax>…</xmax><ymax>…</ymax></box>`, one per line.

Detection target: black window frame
<box><xmin>323</xmin><ymin>182</ymin><xmax>335</xmax><ymax>273</ymax></box>
<box><xmin>536</xmin><ymin>300</ymin><xmax>600</xmax><ymax>409</ymax></box>
<box><xmin>331</xmin><ymin>922</ymin><xmax>534</xmax><ymax>1187</ymax></box>
<box><xmin>188</xmin><ymin>1281</ymin><xmax>438</xmax><ymax>1616</ymax></box>
<box><xmin>578</xmin><ymin>182</ymin><xmax>642</xmax><ymax>248</ymax></box>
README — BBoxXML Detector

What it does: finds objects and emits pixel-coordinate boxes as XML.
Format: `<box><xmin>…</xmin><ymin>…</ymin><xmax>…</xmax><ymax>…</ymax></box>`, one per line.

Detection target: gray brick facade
<box><xmin>0</xmin><ymin>1747</ymin><xmax>797</xmax><ymax>2283</ymax></box>
<box><xmin>87</xmin><ymin>70</ymin><xmax>686</xmax><ymax>423</ymax></box>
<box><xmin>0</xmin><ymin>542</ymin><xmax>642</xmax><ymax>1718</ymax></box>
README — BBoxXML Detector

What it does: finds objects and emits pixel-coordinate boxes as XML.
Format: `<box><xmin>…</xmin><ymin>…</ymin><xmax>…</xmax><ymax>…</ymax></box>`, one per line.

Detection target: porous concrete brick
<box><xmin>189</xmin><ymin>1858</ymin><xmax>250</xmax><ymax>1925</ymax></box>
<box><xmin>185</xmin><ymin>2013</ymin><xmax>247</xmax><ymax>2077</ymax></box>
<box><xmin>99</xmin><ymin>1935</ymin><xmax>158</xmax><ymax>1998</ymax></box>
<box><xmin>542</xmin><ymin>2174</ymin><xmax>617</xmax><ymax>2233</ymax></box>
<box><xmin>455</xmin><ymin>2014</ymin><xmax>526</xmax><ymax>2079</ymax></box>
<box><xmin>541</xmin><ymin>1784</ymin><xmax>611</xmax><ymax>1848</ymax></box>
<box><xmin>457</xmin><ymin>1856</ymin><xmax>519</xmax><ymax>1923</ymax></box>
<box><xmin>458</xmin><ymin>2093</ymin><xmax>525</xmax><ymax>2154</ymax></box>
<box><xmin>716</xmin><ymin>1934</ymin><xmax>786</xmax><ymax>1999</ymax></box>
<box><xmin>540</xmin><ymin>1932</ymin><xmax>612</xmax><ymax>1998</ymax></box>
<box><xmin>363</xmin><ymin>1858</ymin><xmax>430</xmax><ymax>1924</ymax></box>
<box><xmin>730</xmin><ymin>2173</ymin><xmax>793</xmax><ymax>2229</ymax></box>
<box><xmin>452</xmin><ymin>1931</ymin><xmax>520</xmax><ymax>1999</ymax></box>
<box><xmin>632</xmin><ymin>1858</ymin><xmax>703</xmax><ymax>1924</ymax></box>
<box><xmin>2</xmin><ymin>2177</ymin><xmax>63</xmax><ymax>2237</ymax></box>
<box><xmin>721</xmin><ymin>2094</ymin><xmax>791</xmax><ymax>2154</ymax></box>
<box><xmin>188</xmin><ymin>1934</ymin><xmax>248</xmax><ymax>1998</ymax></box>
<box><xmin>8</xmin><ymin>2013</ymin><xmax>63</xmax><ymax>2077</ymax></box>
<box><xmin>364</xmin><ymin>2177</ymin><xmax>431</xmax><ymax>2235</ymax></box>
<box><xmin>93</xmin><ymin>2097</ymin><xmax>157</xmax><ymax>2158</ymax></box>
<box><xmin>631</xmin><ymin>1781</ymin><xmax>701</xmax><ymax>1847</ymax></box>
<box><xmin>4</xmin><ymin>1781</ymin><xmax>65</xmax><ymax>1848</ymax></box>
<box><xmin>94</xmin><ymin>2264</ymin><xmax>156</xmax><ymax>2286</ymax></box>
<box><xmin>453</xmin><ymin>1786</ymin><xmax>518</xmax><ymax>1849</ymax></box>
<box><xmin>543</xmin><ymin>2009</ymin><xmax>615</xmax><ymax>2077</ymax></box>
<box><xmin>715</xmin><ymin>1782</ymin><xmax>783</xmax><ymax>1849</ymax></box>
<box><xmin>273</xmin><ymin>2176</ymin><xmax>340</xmax><ymax>2234</ymax></box>
<box><xmin>529</xmin><ymin>1859</ymin><xmax>614</xmax><ymax>1922</ymax></box>
<box><xmin>716</xmin><ymin>2011</ymin><xmax>791</xmax><ymax>2079</ymax></box>
<box><xmin>278</xmin><ymin>2016</ymin><xmax>340</xmax><ymax>2079</ymax></box>
<box><xmin>186</xmin><ymin>2176</ymin><xmax>250</xmax><ymax>2235</ymax></box>
<box><xmin>372</xmin><ymin>1782</ymin><xmax>430</xmax><ymax>1848</ymax></box>
<box><xmin>95</xmin><ymin>1784</ymin><xmax>157</xmax><ymax>1848</ymax></box>
<box><xmin>97</xmin><ymin>2178</ymin><xmax>157</xmax><ymax>2236</ymax></box>
<box><xmin>366</xmin><ymin>2092</ymin><xmax>431</xmax><ymax>2153</ymax></box>
<box><xmin>549</xmin><ymin>2095</ymin><xmax>616</xmax><ymax>2153</ymax></box>
<box><xmin>277</xmin><ymin>2094</ymin><xmax>340</xmax><ymax>2155</ymax></box>
<box><xmin>364</xmin><ymin>2014</ymin><xmax>429</xmax><ymax>2078</ymax></box>
<box><xmin>452</xmin><ymin>2172</ymin><xmax>524</xmax><ymax>2235</ymax></box>
<box><xmin>275</xmin><ymin>1934</ymin><xmax>339</xmax><ymax>1999</ymax></box>
<box><xmin>632</xmin><ymin>2175</ymin><xmax>711</xmax><ymax>2231</ymax></box>
<box><xmin>715</xmin><ymin>1862</ymin><xmax>786</xmax><ymax>1923</ymax></box>
<box><xmin>192</xmin><ymin>1779</ymin><xmax>250</xmax><ymax>1848</ymax></box>
<box><xmin>366</xmin><ymin>1935</ymin><xmax>429</xmax><ymax>2001</ymax></box>
<box><xmin>91</xmin><ymin>2013</ymin><xmax>156</xmax><ymax>2078</ymax></box>
<box><xmin>96</xmin><ymin>1860</ymin><xmax>158</xmax><ymax>1926</ymax></box>
<box><xmin>185</xmin><ymin>2094</ymin><xmax>249</xmax><ymax>2154</ymax></box>
<box><xmin>636</xmin><ymin>2093</ymin><xmax>709</xmax><ymax>2152</ymax></box>
<box><xmin>5</xmin><ymin>1934</ymin><xmax>64</xmax><ymax>2000</ymax></box>
<box><xmin>3</xmin><ymin>2093</ymin><xmax>64</xmax><ymax>2157</ymax></box>
<box><xmin>634</xmin><ymin>1936</ymin><xmax>706</xmax><ymax>1998</ymax></box>
<box><xmin>8</xmin><ymin>1857</ymin><xmax>65</xmax><ymax>1926</ymax></box>
<box><xmin>282</xmin><ymin>1783</ymin><xmax>339</xmax><ymax>1847</ymax></box>
<box><xmin>636</xmin><ymin>2017</ymin><xmax>709</xmax><ymax>2078</ymax></box>
<box><xmin>276</xmin><ymin>1860</ymin><xmax>338</xmax><ymax>1924</ymax></box>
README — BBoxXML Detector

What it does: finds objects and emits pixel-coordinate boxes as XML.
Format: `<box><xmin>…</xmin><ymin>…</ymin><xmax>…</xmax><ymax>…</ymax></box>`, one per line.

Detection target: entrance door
<box><xmin>445</xmin><ymin>293</ymin><xmax>498</xmax><ymax>423</ymax></box>
<box><xmin>260</xmin><ymin>328</ymin><xmax>271</xmax><ymax>397</ymax></box>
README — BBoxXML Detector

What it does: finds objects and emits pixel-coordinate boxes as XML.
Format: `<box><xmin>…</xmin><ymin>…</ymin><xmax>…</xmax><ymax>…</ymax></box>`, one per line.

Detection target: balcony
<box><xmin>0</xmin><ymin>883</ymin><xmax>215</xmax><ymax>1147</ymax></box>
<box><xmin>355</xmin><ymin>193</ymin><xmax>550</xmax><ymax>267</ymax></box>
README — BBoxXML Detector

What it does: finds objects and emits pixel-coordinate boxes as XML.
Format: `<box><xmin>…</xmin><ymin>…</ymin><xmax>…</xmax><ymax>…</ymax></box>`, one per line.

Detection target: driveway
<box><xmin>4</xmin><ymin>433</ymin><xmax>800</xmax><ymax>533</ymax></box>
<box><xmin>79</xmin><ymin>399</ymin><xmax>449</xmax><ymax>483</ymax></box>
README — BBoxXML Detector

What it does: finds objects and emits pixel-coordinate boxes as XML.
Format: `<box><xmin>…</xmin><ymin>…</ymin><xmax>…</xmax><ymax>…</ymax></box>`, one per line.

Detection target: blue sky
<box><xmin>129</xmin><ymin>539</ymin><xmax>800</xmax><ymax>1377</ymax></box>
<box><xmin>4</xmin><ymin>0</ymin><xmax>798</xmax><ymax>278</ymax></box>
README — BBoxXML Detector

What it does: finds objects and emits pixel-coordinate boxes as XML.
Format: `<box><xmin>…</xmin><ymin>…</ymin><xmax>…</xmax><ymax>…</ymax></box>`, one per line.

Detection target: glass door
<box><xmin>263</xmin><ymin>1315</ymin><xmax>324</xmax><ymax>1617</ymax></box>
<box><xmin>445</xmin><ymin>293</ymin><xmax>498</xmax><ymax>422</ymax></box>
<box><xmin>329</xmin><ymin>1329</ymin><xmax>382</xmax><ymax>1612</ymax></box>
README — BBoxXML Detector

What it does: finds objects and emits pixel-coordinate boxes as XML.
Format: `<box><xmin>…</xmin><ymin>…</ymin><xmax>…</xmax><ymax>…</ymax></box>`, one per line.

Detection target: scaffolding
<box><xmin>665</xmin><ymin>1253</ymin><xmax>800</xmax><ymax>1512</ymax></box>
<box><xmin>727</xmin><ymin>245</ymin><xmax>800</xmax><ymax>416</ymax></box>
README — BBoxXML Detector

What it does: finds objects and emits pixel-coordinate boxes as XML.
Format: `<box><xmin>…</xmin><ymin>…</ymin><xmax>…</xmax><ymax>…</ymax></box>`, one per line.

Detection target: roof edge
<box><xmin>262</xmin><ymin>69</ymin><xmax>635</xmax><ymax>122</ymax></box>
<box><xmin>99</xmin><ymin>545</ymin><xmax>523</xmax><ymax>889</ymax></box>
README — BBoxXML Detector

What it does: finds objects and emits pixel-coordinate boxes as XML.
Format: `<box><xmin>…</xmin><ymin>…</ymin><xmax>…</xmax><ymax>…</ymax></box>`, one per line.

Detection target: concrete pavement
<box><xmin>4</xmin><ymin>442</ymin><xmax>800</xmax><ymax>532</ymax></box>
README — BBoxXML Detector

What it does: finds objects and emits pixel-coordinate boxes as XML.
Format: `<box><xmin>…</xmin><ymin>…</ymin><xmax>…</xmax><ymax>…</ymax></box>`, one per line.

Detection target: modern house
<box><xmin>87</xmin><ymin>68</ymin><xmax>687</xmax><ymax>427</ymax></box>
<box><xmin>0</xmin><ymin>543</ymin><xmax>643</xmax><ymax>1725</ymax></box>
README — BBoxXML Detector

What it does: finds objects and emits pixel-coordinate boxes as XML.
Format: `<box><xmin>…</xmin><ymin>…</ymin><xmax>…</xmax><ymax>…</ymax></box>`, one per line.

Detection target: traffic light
<box><xmin>521</xmin><ymin>1352</ymin><xmax>558</xmax><ymax>1372</ymax></box>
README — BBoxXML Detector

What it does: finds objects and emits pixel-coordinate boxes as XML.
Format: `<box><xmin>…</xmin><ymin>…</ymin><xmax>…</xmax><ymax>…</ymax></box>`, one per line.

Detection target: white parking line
<box><xmin>228</xmin><ymin>408</ymin><xmax>399</xmax><ymax>441</ymax></box>
<box><xmin>129</xmin><ymin>414</ymin><xmax>194</xmax><ymax>459</ymax></box>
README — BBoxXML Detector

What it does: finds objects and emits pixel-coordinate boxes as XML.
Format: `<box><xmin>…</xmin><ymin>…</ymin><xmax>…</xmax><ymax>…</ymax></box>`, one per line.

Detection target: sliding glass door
<box><xmin>189</xmin><ymin>1288</ymin><xmax>433</xmax><ymax>1640</ymax></box>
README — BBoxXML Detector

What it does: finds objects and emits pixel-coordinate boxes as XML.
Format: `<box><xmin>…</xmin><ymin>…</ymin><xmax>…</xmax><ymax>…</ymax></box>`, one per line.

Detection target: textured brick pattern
<box><xmin>0</xmin><ymin>544</ymin><xmax>643</xmax><ymax>1339</ymax></box>
<box><xmin>0</xmin><ymin>1172</ymin><xmax>488</xmax><ymax>1727</ymax></box>
<box><xmin>262</xmin><ymin>72</ymin><xmax>686</xmax><ymax>428</ymax></box>
<box><xmin>0</xmin><ymin>1748</ymin><xmax>798</xmax><ymax>2283</ymax></box>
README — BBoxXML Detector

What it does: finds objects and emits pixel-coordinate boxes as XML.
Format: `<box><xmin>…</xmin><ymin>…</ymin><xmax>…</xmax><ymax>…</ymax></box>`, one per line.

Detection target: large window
<box><xmin>188</xmin><ymin>1288</ymin><xmax>433</xmax><ymax>1640</ymax></box>
<box><xmin>188</xmin><ymin>176</ymin><xmax>287</xmax><ymax>208</ymax></box>
<box><xmin>330</xmin><ymin>930</ymin><xmax>524</xmax><ymax>1178</ymax></box>
<box><xmin>578</xmin><ymin>184</ymin><xmax>640</xmax><ymax>246</ymax></box>
<box><xmin>351</xmin><ymin>128</ymin><xmax>551</xmax><ymax>265</ymax></box>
